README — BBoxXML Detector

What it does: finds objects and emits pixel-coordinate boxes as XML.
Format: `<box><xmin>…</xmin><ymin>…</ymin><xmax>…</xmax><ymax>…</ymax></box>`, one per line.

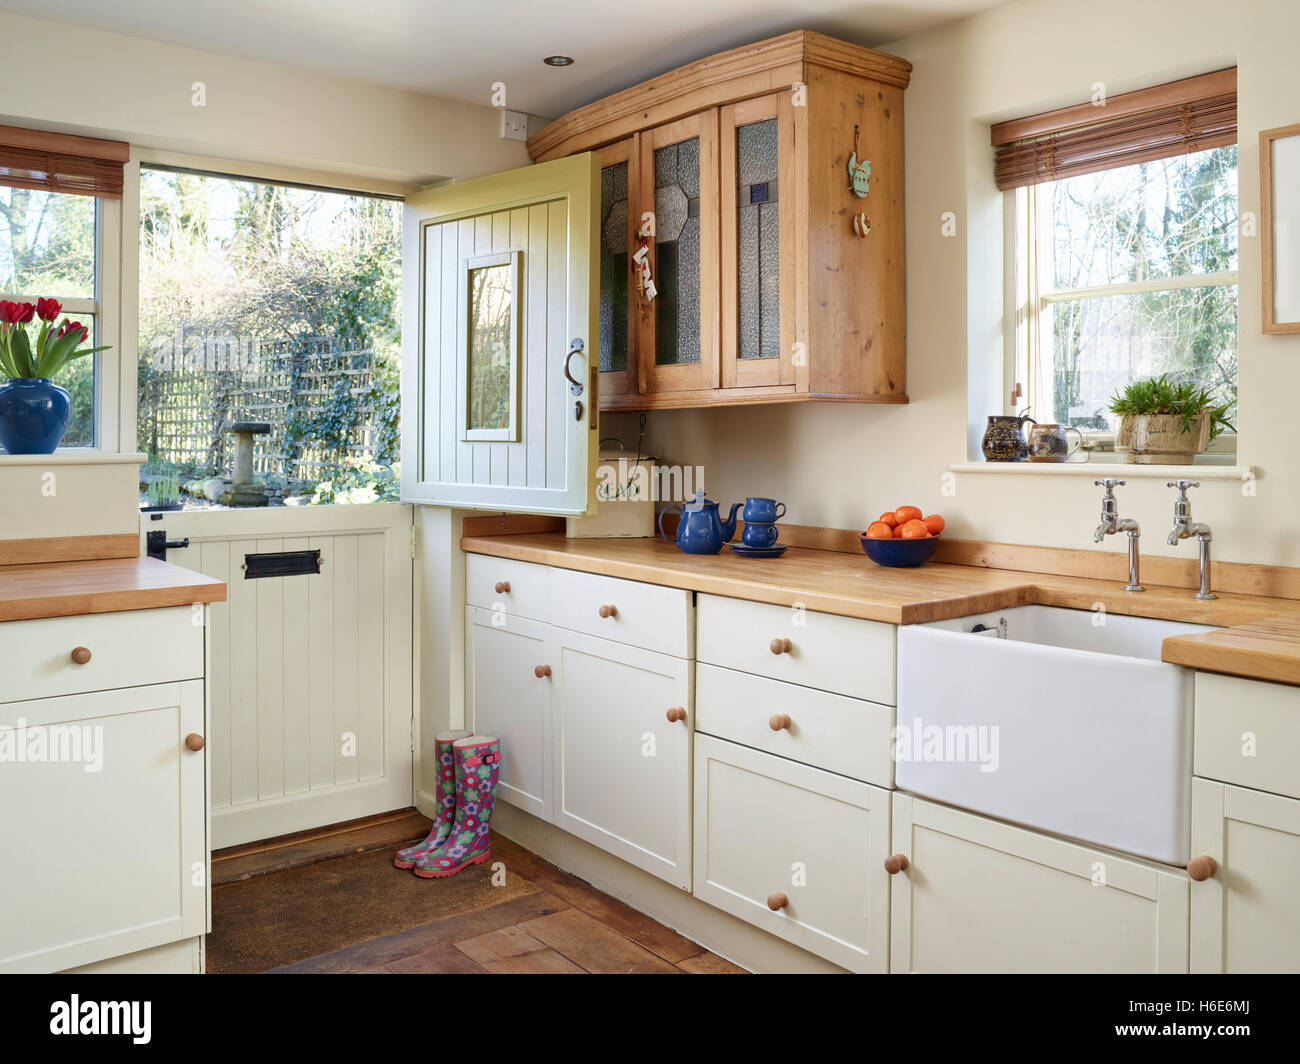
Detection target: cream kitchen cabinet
<box><xmin>552</xmin><ymin>628</ymin><xmax>693</xmax><ymax>889</ymax></box>
<box><xmin>465</xmin><ymin>606</ymin><xmax>554</xmax><ymax>822</ymax></box>
<box><xmin>693</xmin><ymin>734</ymin><xmax>891</xmax><ymax>972</ymax></box>
<box><xmin>0</xmin><ymin>604</ymin><xmax>209</xmax><ymax>974</ymax></box>
<box><xmin>889</xmin><ymin>795</ymin><xmax>1190</xmax><ymax>973</ymax></box>
<box><xmin>1190</xmin><ymin>777</ymin><xmax>1300</xmax><ymax>973</ymax></box>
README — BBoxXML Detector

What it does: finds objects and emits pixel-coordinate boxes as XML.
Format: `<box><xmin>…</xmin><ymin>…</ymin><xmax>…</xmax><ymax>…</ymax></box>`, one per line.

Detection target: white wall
<box><xmin>613</xmin><ymin>0</ymin><xmax>1300</xmax><ymax>568</ymax></box>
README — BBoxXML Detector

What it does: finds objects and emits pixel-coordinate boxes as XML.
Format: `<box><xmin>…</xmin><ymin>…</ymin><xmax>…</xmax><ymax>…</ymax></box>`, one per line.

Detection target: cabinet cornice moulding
<box><xmin>527</xmin><ymin>30</ymin><xmax>913</xmax><ymax>162</ymax></box>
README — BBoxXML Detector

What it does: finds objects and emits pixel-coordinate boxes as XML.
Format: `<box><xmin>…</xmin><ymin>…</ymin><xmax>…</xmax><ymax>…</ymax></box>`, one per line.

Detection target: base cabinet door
<box><xmin>890</xmin><ymin>796</ymin><xmax>1189</xmax><ymax>973</ymax></box>
<box><xmin>0</xmin><ymin>682</ymin><xmax>207</xmax><ymax>974</ymax></box>
<box><xmin>465</xmin><ymin>607</ymin><xmax>553</xmax><ymax>822</ymax></box>
<box><xmin>693</xmin><ymin>735</ymin><xmax>890</xmax><ymax>972</ymax></box>
<box><xmin>1191</xmin><ymin>778</ymin><xmax>1300</xmax><ymax>973</ymax></box>
<box><xmin>552</xmin><ymin>629</ymin><xmax>692</xmax><ymax>889</ymax></box>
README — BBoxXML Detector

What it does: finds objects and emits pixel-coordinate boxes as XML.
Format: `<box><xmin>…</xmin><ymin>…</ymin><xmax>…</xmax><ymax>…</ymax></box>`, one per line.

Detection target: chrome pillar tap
<box><xmin>1092</xmin><ymin>479</ymin><xmax>1144</xmax><ymax>592</ymax></box>
<box><xmin>1166</xmin><ymin>480</ymin><xmax>1216</xmax><ymax>600</ymax></box>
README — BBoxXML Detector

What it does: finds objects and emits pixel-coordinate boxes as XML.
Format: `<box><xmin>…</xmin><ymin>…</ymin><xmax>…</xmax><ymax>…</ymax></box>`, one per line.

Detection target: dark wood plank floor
<box><xmin>215</xmin><ymin>810</ymin><xmax>747</xmax><ymax>974</ymax></box>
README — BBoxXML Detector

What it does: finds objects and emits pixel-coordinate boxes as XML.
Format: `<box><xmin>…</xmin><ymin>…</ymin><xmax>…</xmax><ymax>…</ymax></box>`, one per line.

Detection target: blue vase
<box><xmin>0</xmin><ymin>378</ymin><xmax>73</xmax><ymax>454</ymax></box>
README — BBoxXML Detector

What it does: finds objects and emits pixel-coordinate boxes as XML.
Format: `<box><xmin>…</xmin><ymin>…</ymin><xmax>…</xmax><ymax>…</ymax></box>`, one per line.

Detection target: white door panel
<box><xmin>143</xmin><ymin>503</ymin><xmax>414</xmax><ymax>847</ymax></box>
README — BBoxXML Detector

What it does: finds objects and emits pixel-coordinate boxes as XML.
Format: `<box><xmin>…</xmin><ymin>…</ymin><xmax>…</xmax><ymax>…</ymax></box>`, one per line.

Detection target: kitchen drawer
<box><xmin>697</xmin><ymin>594</ymin><xmax>895</xmax><ymax>703</ymax></box>
<box><xmin>1195</xmin><ymin>672</ymin><xmax>1300</xmax><ymax>801</ymax></box>
<box><xmin>0</xmin><ymin>606</ymin><xmax>203</xmax><ymax>705</ymax></box>
<box><xmin>465</xmin><ymin>553</ymin><xmax>551</xmax><ymax>623</ymax></box>
<box><xmin>550</xmin><ymin>567</ymin><xmax>692</xmax><ymax>658</ymax></box>
<box><xmin>695</xmin><ymin>663</ymin><xmax>893</xmax><ymax>787</ymax></box>
<box><xmin>693</xmin><ymin>734</ymin><xmax>891</xmax><ymax>972</ymax></box>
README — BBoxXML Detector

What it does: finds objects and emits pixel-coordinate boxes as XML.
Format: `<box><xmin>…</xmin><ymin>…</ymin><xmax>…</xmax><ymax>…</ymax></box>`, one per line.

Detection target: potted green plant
<box><xmin>1108</xmin><ymin>375</ymin><xmax>1234</xmax><ymax>465</ymax></box>
<box><xmin>0</xmin><ymin>298</ymin><xmax>110</xmax><ymax>454</ymax></box>
<box><xmin>142</xmin><ymin>471</ymin><xmax>183</xmax><ymax>513</ymax></box>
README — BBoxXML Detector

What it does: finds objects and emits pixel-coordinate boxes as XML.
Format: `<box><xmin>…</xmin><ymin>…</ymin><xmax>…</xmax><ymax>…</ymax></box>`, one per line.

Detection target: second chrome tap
<box><xmin>1166</xmin><ymin>479</ymin><xmax>1216</xmax><ymax>600</ymax></box>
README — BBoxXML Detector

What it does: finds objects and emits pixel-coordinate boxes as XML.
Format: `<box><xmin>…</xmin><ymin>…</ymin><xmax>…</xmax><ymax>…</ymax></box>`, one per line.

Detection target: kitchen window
<box><xmin>997</xmin><ymin>70</ymin><xmax>1238</xmax><ymax>455</ymax></box>
<box><xmin>0</xmin><ymin>125</ymin><xmax>125</xmax><ymax>451</ymax></box>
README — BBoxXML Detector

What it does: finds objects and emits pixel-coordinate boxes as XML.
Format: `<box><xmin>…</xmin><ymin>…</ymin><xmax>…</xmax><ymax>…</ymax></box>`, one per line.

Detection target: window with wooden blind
<box><xmin>997</xmin><ymin>70</ymin><xmax>1239</xmax><ymax>456</ymax></box>
<box><xmin>0</xmin><ymin>124</ymin><xmax>127</xmax><ymax>450</ymax></box>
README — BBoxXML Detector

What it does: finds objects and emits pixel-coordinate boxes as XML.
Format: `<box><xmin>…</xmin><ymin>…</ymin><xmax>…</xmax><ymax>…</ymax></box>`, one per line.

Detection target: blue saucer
<box><xmin>729</xmin><ymin>543</ymin><xmax>787</xmax><ymax>558</ymax></box>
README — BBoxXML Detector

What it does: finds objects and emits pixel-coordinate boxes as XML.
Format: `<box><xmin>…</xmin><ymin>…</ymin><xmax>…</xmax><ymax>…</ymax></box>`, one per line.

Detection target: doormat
<box><xmin>206</xmin><ymin>845</ymin><xmax>538</xmax><ymax>973</ymax></box>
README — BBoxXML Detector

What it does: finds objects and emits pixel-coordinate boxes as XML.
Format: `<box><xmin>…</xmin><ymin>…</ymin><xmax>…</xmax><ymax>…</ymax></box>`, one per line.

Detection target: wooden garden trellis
<box><xmin>139</xmin><ymin>334</ymin><xmax>383</xmax><ymax>483</ymax></box>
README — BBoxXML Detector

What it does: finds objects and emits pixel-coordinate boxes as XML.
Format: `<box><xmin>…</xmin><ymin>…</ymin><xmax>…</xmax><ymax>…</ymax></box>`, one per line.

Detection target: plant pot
<box><xmin>1115</xmin><ymin>413</ymin><xmax>1210</xmax><ymax>465</ymax></box>
<box><xmin>0</xmin><ymin>377</ymin><xmax>72</xmax><ymax>454</ymax></box>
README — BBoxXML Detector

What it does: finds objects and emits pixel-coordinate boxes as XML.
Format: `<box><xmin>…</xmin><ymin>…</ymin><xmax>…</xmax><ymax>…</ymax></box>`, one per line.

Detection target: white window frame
<box><xmin>0</xmin><ymin>192</ymin><xmax>122</xmax><ymax>453</ymax></box>
<box><xmin>1007</xmin><ymin>175</ymin><xmax>1239</xmax><ymax>459</ymax></box>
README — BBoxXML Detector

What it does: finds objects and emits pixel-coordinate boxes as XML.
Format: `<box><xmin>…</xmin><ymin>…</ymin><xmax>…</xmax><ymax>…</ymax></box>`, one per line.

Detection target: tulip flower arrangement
<box><xmin>0</xmin><ymin>297</ymin><xmax>110</xmax><ymax>381</ymax></box>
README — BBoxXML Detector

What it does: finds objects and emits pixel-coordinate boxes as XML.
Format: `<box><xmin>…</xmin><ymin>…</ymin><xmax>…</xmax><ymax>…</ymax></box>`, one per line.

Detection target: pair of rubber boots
<box><xmin>394</xmin><ymin>731</ymin><xmax>500</xmax><ymax>878</ymax></box>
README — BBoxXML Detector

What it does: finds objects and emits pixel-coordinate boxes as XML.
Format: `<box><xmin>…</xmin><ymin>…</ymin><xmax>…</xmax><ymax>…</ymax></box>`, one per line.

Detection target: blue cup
<box><xmin>742</xmin><ymin>521</ymin><xmax>779</xmax><ymax>548</ymax></box>
<box><xmin>743</xmin><ymin>497</ymin><xmax>786</xmax><ymax>523</ymax></box>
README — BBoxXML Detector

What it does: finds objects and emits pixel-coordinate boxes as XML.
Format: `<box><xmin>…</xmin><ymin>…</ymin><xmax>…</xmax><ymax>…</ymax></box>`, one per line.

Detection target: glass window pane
<box><xmin>736</xmin><ymin>118</ymin><xmax>780</xmax><ymax>360</ymax></box>
<box><xmin>467</xmin><ymin>262</ymin><xmax>513</xmax><ymax>431</ymax></box>
<box><xmin>1049</xmin><ymin>146</ymin><xmax>1238</xmax><ymax>290</ymax></box>
<box><xmin>654</xmin><ymin>137</ymin><xmax>701</xmax><ymax>366</ymax></box>
<box><xmin>599</xmin><ymin>161</ymin><xmax>628</xmax><ymax>373</ymax></box>
<box><xmin>137</xmin><ymin>167</ymin><xmax>402</xmax><ymax>507</ymax></box>
<box><xmin>60</xmin><ymin>314</ymin><xmax>97</xmax><ymax>448</ymax></box>
<box><xmin>1044</xmin><ymin>284</ymin><xmax>1237</xmax><ymax>430</ymax></box>
<box><xmin>0</xmin><ymin>188</ymin><xmax>96</xmax><ymax>298</ymax></box>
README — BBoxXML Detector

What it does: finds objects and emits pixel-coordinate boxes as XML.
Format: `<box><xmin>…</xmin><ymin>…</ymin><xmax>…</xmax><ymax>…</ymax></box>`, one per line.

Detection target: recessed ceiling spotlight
<box><xmin>543</xmin><ymin>55</ymin><xmax>575</xmax><ymax>67</ymax></box>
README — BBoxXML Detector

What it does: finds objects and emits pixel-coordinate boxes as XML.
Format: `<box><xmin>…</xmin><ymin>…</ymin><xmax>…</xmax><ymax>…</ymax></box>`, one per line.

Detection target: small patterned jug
<box><xmin>981</xmin><ymin>415</ymin><xmax>1036</xmax><ymax>462</ymax></box>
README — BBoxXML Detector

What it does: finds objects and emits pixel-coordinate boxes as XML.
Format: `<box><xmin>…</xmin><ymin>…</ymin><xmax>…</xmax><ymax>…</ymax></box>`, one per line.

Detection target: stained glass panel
<box><xmin>599</xmin><ymin>160</ymin><xmax>629</xmax><ymax>373</ymax></box>
<box><xmin>736</xmin><ymin>118</ymin><xmax>780</xmax><ymax>360</ymax></box>
<box><xmin>654</xmin><ymin>137</ymin><xmax>701</xmax><ymax>366</ymax></box>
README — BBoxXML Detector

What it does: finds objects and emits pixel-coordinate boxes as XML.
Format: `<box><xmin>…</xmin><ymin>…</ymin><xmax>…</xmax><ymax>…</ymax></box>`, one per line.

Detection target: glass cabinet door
<box><xmin>597</xmin><ymin>138</ymin><xmax>637</xmax><ymax>402</ymax></box>
<box><xmin>638</xmin><ymin>112</ymin><xmax>718</xmax><ymax>395</ymax></box>
<box><xmin>720</xmin><ymin>95</ymin><xmax>795</xmax><ymax>390</ymax></box>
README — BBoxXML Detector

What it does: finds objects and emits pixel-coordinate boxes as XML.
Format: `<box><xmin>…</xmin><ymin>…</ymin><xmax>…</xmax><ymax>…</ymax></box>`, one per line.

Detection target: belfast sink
<box><xmin>896</xmin><ymin>605</ymin><xmax>1215</xmax><ymax>865</ymax></box>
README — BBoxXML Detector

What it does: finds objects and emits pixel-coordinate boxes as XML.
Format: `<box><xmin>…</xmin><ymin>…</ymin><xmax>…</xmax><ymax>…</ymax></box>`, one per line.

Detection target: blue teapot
<box><xmin>658</xmin><ymin>492</ymin><xmax>742</xmax><ymax>555</ymax></box>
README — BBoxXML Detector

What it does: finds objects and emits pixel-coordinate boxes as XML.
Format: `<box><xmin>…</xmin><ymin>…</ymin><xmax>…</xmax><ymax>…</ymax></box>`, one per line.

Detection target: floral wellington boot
<box><xmin>394</xmin><ymin>729</ymin><xmax>472</xmax><ymax>869</ymax></box>
<box><xmin>414</xmin><ymin>735</ymin><xmax>500</xmax><ymax>878</ymax></box>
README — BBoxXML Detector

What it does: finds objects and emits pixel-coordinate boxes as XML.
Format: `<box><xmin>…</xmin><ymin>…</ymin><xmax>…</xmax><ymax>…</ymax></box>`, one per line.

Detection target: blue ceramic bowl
<box><xmin>858</xmin><ymin>533</ymin><xmax>940</xmax><ymax>568</ymax></box>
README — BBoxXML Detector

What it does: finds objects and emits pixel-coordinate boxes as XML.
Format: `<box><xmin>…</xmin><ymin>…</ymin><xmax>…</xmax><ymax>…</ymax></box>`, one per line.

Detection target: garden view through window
<box><xmin>137</xmin><ymin>167</ymin><xmax>401</xmax><ymax>508</ymax></box>
<box><xmin>0</xmin><ymin>186</ymin><xmax>98</xmax><ymax>447</ymax></box>
<box><xmin>1018</xmin><ymin>145</ymin><xmax>1238</xmax><ymax>437</ymax></box>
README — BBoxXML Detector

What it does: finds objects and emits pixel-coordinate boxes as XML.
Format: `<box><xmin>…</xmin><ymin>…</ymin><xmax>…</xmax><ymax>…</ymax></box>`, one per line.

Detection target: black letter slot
<box><xmin>243</xmin><ymin>550</ymin><xmax>323</xmax><ymax>579</ymax></box>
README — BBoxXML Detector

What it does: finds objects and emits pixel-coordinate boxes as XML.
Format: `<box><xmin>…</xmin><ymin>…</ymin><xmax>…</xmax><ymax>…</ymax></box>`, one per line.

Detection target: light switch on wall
<box><xmin>499</xmin><ymin>109</ymin><xmax>528</xmax><ymax>141</ymax></box>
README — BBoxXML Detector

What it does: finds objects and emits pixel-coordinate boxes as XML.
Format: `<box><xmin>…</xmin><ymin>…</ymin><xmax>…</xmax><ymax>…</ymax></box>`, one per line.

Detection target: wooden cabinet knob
<box><xmin>1187</xmin><ymin>855</ymin><xmax>1218</xmax><ymax>881</ymax></box>
<box><xmin>598</xmin><ymin>604</ymin><xmax>618</xmax><ymax>619</ymax></box>
<box><xmin>770</xmin><ymin>637</ymin><xmax>792</xmax><ymax>655</ymax></box>
<box><xmin>185</xmin><ymin>733</ymin><xmax>205</xmax><ymax>752</ymax></box>
<box><xmin>769</xmin><ymin>713</ymin><xmax>792</xmax><ymax>731</ymax></box>
<box><xmin>70</xmin><ymin>646</ymin><xmax>92</xmax><ymax>665</ymax></box>
<box><xmin>666</xmin><ymin>706</ymin><xmax>687</xmax><ymax>724</ymax></box>
<box><xmin>494</xmin><ymin>580</ymin><xmax>511</xmax><ymax>594</ymax></box>
<box><xmin>534</xmin><ymin>664</ymin><xmax>552</xmax><ymax>678</ymax></box>
<box><xmin>767</xmin><ymin>892</ymin><xmax>789</xmax><ymax>911</ymax></box>
<box><xmin>884</xmin><ymin>854</ymin><xmax>909</xmax><ymax>875</ymax></box>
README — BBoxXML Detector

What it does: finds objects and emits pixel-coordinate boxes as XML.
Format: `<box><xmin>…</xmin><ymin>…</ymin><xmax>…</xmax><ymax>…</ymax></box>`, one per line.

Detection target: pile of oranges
<box><xmin>865</xmin><ymin>505</ymin><xmax>945</xmax><ymax>540</ymax></box>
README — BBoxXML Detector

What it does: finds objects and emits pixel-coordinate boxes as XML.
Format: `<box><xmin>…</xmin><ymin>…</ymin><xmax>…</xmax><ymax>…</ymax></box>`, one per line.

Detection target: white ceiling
<box><xmin>0</xmin><ymin>0</ymin><xmax>1007</xmax><ymax>117</ymax></box>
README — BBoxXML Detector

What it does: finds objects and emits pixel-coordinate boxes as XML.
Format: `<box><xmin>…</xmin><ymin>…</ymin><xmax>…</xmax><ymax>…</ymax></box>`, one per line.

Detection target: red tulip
<box><xmin>0</xmin><ymin>300</ymin><xmax>19</xmax><ymax>324</ymax></box>
<box><xmin>36</xmin><ymin>297</ymin><xmax>61</xmax><ymax>321</ymax></box>
<box><xmin>58</xmin><ymin>319</ymin><xmax>90</xmax><ymax>344</ymax></box>
<box><xmin>10</xmin><ymin>302</ymin><xmax>35</xmax><ymax>324</ymax></box>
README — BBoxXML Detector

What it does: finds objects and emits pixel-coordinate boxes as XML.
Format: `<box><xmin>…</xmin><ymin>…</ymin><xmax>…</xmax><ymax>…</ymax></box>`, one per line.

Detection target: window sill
<box><xmin>950</xmin><ymin>460</ymin><xmax>1252</xmax><ymax>481</ymax></box>
<box><xmin>0</xmin><ymin>452</ymin><xmax>147</xmax><ymax>467</ymax></box>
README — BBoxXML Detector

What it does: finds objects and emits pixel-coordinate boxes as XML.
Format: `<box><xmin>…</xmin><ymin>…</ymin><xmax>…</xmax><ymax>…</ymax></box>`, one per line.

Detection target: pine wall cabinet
<box><xmin>527</xmin><ymin>30</ymin><xmax>912</xmax><ymax>410</ymax></box>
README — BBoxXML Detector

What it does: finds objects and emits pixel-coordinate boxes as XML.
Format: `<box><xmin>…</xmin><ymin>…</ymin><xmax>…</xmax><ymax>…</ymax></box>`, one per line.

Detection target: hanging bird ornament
<box><xmin>847</xmin><ymin>124</ymin><xmax>871</xmax><ymax>198</ymax></box>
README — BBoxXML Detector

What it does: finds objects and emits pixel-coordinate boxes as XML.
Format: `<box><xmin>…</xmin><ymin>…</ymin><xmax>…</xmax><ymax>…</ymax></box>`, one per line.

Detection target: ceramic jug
<box><xmin>1027</xmin><ymin>422</ymin><xmax>1085</xmax><ymax>463</ymax></box>
<box><xmin>658</xmin><ymin>492</ymin><xmax>742</xmax><ymax>554</ymax></box>
<box><xmin>982</xmin><ymin>415</ymin><xmax>1037</xmax><ymax>462</ymax></box>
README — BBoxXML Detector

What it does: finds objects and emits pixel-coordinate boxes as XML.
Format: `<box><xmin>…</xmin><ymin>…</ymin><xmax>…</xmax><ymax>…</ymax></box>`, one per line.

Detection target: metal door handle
<box><xmin>564</xmin><ymin>338</ymin><xmax>585</xmax><ymax>395</ymax></box>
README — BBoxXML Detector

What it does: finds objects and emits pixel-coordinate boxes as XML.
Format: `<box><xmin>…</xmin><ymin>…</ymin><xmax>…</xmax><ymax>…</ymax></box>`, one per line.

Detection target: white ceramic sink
<box><xmin>896</xmin><ymin>605</ymin><xmax>1215</xmax><ymax>865</ymax></box>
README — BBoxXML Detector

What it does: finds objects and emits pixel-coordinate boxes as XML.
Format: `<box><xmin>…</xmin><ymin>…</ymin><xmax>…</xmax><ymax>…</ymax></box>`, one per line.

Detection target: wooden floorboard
<box><xmin>242</xmin><ymin>820</ymin><xmax>749</xmax><ymax>975</ymax></box>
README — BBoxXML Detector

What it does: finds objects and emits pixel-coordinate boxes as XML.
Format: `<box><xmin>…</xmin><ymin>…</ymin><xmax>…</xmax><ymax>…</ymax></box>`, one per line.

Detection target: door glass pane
<box><xmin>736</xmin><ymin>118</ymin><xmax>779</xmax><ymax>360</ymax></box>
<box><xmin>467</xmin><ymin>261</ymin><xmax>513</xmax><ymax>431</ymax></box>
<box><xmin>599</xmin><ymin>161</ymin><xmax>628</xmax><ymax>373</ymax></box>
<box><xmin>654</xmin><ymin>137</ymin><xmax>700</xmax><ymax>366</ymax></box>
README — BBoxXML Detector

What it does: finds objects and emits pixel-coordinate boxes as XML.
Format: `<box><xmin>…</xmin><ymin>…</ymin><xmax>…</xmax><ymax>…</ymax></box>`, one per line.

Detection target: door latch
<box><xmin>147</xmin><ymin>529</ymin><xmax>191</xmax><ymax>562</ymax></box>
<box><xmin>565</xmin><ymin>337</ymin><xmax>586</xmax><ymax>421</ymax></box>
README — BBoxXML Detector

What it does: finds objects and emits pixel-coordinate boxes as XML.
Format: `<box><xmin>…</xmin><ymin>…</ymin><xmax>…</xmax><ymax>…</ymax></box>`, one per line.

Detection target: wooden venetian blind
<box><xmin>0</xmin><ymin>123</ymin><xmax>129</xmax><ymax>199</ymax></box>
<box><xmin>991</xmin><ymin>68</ymin><xmax>1237</xmax><ymax>191</ymax></box>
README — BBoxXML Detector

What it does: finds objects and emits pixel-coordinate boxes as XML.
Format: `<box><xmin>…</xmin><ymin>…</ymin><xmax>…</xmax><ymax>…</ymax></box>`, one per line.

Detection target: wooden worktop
<box><xmin>461</xmin><ymin>532</ymin><xmax>1300</xmax><ymax>685</ymax></box>
<box><xmin>0</xmin><ymin>556</ymin><xmax>227</xmax><ymax>623</ymax></box>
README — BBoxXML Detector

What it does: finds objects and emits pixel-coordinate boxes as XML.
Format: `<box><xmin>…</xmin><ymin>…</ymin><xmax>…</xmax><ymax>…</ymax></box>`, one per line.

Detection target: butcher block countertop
<box><xmin>0</xmin><ymin>556</ymin><xmax>227</xmax><ymax>623</ymax></box>
<box><xmin>462</xmin><ymin>532</ymin><xmax>1300</xmax><ymax>687</ymax></box>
